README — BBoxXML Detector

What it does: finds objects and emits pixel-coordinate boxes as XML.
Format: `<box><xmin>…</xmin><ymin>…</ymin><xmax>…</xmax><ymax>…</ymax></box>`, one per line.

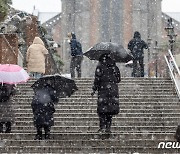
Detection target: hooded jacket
<box><xmin>69</xmin><ymin>33</ymin><xmax>83</xmax><ymax>56</ymax></box>
<box><xmin>26</xmin><ymin>37</ymin><xmax>48</xmax><ymax>74</ymax></box>
<box><xmin>128</xmin><ymin>31</ymin><xmax>148</xmax><ymax>59</ymax></box>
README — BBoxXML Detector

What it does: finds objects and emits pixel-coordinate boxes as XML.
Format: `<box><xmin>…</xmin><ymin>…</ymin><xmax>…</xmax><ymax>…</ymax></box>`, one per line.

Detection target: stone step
<box><xmin>12</xmin><ymin>104</ymin><xmax>180</xmax><ymax>110</ymax></box>
<box><xmin>12</xmin><ymin>101</ymin><xmax>180</xmax><ymax>105</ymax></box>
<box><xmin>1</xmin><ymin>139</ymin><xmax>177</xmax><ymax>147</ymax></box>
<box><xmin>29</xmin><ymin>77</ymin><xmax>170</xmax><ymax>80</ymax></box>
<box><xmin>19</xmin><ymin>78</ymin><xmax>172</xmax><ymax>82</ymax></box>
<box><xmin>12</xmin><ymin>98</ymin><xmax>179</xmax><ymax>102</ymax></box>
<box><xmin>1</xmin><ymin>144</ymin><xmax>179</xmax><ymax>153</ymax></box>
<box><xmin>0</xmin><ymin>132</ymin><xmax>175</xmax><ymax>140</ymax></box>
<box><xmin>16</xmin><ymin>88</ymin><xmax>176</xmax><ymax>92</ymax></box>
<box><xmin>82</xmin><ymin>80</ymin><xmax>173</xmax><ymax>83</ymax></box>
<box><xmin>17</xmin><ymin>95</ymin><xmax>178</xmax><ymax>100</ymax></box>
<box><xmin>14</xmin><ymin>121</ymin><xmax>179</xmax><ymax>127</ymax></box>
<box><xmin>11</xmin><ymin>104</ymin><xmax>180</xmax><ymax>110</ymax></box>
<box><xmin>17</xmin><ymin>82</ymin><xmax>175</xmax><ymax>86</ymax></box>
<box><xmin>4</xmin><ymin>130</ymin><xmax>177</xmax><ymax>135</ymax></box>
<box><xmin>23</xmin><ymin>78</ymin><xmax>172</xmax><ymax>82</ymax></box>
<box><xmin>16</xmin><ymin>90</ymin><xmax>177</xmax><ymax>95</ymax></box>
<box><xmin>13</xmin><ymin>112</ymin><xmax>180</xmax><ymax>117</ymax></box>
<box><xmin>17</xmin><ymin>86</ymin><xmax>175</xmax><ymax>90</ymax></box>
<box><xmin>9</xmin><ymin>125</ymin><xmax>177</xmax><ymax>132</ymax></box>
<box><xmin>13</xmin><ymin>120</ymin><xmax>179</xmax><ymax>126</ymax></box>
<box><xmin>14</xmin><ymin>94</ymin><xmax>177</xmax><ymax>98</ymax></box>
<box><xmin>14</xmin><ymin>109</ymin><xmax>180</xmax><ymax>114</ymax></box>
<box><xmin>14</xmin><ymin>116</ymin><xmax>180</xmax><ymax>122</ymax></box>
<box><xmin>16</xmin><ymin>92</ymin><xmax>176</xmax><ymax>97</ymax></box>
<box><xmin>18</xmin><ymin>82</ymin><xmax>174</xmax><ymax>87</ymax></box>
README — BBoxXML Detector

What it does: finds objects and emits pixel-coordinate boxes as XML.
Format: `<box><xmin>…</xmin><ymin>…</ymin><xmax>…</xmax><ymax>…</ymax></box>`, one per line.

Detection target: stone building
<box><xmin>58</xmin><ymin>0</ymin><xmax>163</xmax><ymax>77</ymax></box>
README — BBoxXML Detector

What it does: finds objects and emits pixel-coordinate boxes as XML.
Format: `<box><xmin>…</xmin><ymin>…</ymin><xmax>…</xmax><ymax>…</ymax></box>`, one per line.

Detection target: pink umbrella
<box><xmin>0</xmin><ymin>64</ymin><xmax>30</xmax><ymax>84</ymax></box>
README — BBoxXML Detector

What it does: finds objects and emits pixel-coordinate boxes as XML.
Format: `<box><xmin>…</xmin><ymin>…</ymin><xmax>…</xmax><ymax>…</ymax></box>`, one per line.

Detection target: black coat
<box><xmin>31</xmin><ymin>86</ymin><xmax>57</xmax><ymax>127</ymax></box>
<box><xmin>128</xmin><ymin>31</ymin><xmax>148</xmax><ymax>59</ymax></box>
<box><xmin>93</xmin><ymin>55</ymin><xmax>121</xmax><ymax>115</ymax></box>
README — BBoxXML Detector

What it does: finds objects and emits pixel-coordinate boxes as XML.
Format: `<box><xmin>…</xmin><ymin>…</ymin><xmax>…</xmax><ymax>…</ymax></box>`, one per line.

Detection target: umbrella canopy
<box><xmin>31</xmin><ymin>74</ymin><xmax>78</xmax><ymax>98</ymax></box>
<box><xmin>84</xmin><ymin>42</ymin><xmax>133</xmax><ymax>63</ymax></box>
<box><xmin>0</xmin><ymin>64</ymin><xmax>30</xmax><ymax>84</ymax></box>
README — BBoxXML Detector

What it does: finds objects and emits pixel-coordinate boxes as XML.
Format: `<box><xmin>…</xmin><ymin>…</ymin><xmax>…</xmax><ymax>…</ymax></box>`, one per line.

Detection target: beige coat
<box><xmin>26</xmin><ymin>37</ymin><xmax>48</xmax><ymax>74</ymax></box>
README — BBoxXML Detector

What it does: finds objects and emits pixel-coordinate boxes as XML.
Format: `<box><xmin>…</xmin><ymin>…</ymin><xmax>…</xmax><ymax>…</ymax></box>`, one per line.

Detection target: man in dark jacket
<box><xmin>31</xmin><ymin>84</ymin><xmax>58</xmax><ymax>140</ymax></box>
<box><xmin>128</xmin><ymin>31</ymin><xmax>148</xmax><ymax>77</ymax></box>
<box><xmin>68</xmin><ymin>32</ymin><xmax>83</xmax><ymax>78</ymax></box>
<box><xmin>92</xmin><ymin>54</ymin><xmax>121</xmax><ymax>134</ymax></box>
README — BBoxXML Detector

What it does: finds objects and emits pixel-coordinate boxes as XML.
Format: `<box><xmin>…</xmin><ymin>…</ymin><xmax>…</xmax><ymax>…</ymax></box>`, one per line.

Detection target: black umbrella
<box><xmin>31</xmin><ymin>74</ymin><xmax>78</xmax><ymax>98</ymax></box>
<box><xmin>84</xmin><ymin>42</ymin><xmax>133</xmax><ymax>63</ymax></box>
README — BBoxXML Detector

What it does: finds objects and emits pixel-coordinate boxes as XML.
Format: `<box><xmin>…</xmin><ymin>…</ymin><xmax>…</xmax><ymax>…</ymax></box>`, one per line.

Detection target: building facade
<box><xmin>60</xmin><ymin>0</ymin><xmax>162</xmax><ymax>77</ymax></box>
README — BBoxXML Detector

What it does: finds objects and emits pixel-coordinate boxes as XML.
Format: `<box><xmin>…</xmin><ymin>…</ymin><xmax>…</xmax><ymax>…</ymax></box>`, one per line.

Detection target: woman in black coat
<box><xmin>92</xmin><ymin>54</ymin><xmax>121</xmax><ymax>134</ymax></box>
<box><xmin>31</xmin><ymin>84</ymin><xmax>58</xmax><ymax>140</ymax></box>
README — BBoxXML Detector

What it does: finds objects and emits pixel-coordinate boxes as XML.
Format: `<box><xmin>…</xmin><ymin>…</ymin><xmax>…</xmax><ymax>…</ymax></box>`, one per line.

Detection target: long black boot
<box><xmin>44</xmin><ymin>125</ymin><xmax>51</xmax><ymax>139</ymax></box>
<box><xmin>105</xmin><ymin>115</ymin><xmax>112</xmax><ymax>134</ymax></box>
<box><xmin>97</xmin><ymin>114</ymin><xmax>106</xmax><ymax>134</ymax></box>
<box><xmin>5</xmin><ymin>121</ymin><xmax>11</xmax><ymax>133</ymax></box>
<box><xmin>34</xmin><ymin>126</ymin><xmax>43</xmax><ymax>140</ymax></box>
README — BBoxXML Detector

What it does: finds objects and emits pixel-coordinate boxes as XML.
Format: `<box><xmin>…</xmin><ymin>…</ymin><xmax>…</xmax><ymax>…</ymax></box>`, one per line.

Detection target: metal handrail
<box><xmin>164</xmin><ymin>49</ymin><xmax>180</xmax><ymax>99</ymax></box>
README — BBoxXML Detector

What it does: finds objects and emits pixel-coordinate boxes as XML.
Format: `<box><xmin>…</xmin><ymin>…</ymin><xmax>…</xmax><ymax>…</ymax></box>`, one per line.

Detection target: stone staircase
<box><xmin>0</xmin><ymin>77</ymin><xmax>180</xmax><ymax>153</ymax></box>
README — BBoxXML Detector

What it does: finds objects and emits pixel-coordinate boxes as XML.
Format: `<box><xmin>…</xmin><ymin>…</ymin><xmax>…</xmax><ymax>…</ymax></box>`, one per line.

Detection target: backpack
<box><xmin>132</xmin><ymin>40</ymin><xmax>144</xmax><ymax>59</ymax></box>
<box><xmin>76</xmin><ymin>41</ymin><xmax>82</xmax><ymax>55</ymax></box>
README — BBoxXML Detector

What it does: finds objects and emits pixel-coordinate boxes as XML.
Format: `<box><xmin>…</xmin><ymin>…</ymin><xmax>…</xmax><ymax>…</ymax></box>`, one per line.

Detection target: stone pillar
<box><xmin>110</xmin><ymin>0</ymin><xmax>124</xmax><ymax>44</ymax></box>
<box><xmin>61</xmin><ymin>0</ymin><xmax>76</xmax><ymax>74</ymax></box>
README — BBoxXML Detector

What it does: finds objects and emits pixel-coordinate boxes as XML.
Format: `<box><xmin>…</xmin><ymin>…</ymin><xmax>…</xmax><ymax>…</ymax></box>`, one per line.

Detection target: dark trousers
<box><xmin>36</xmin><ymin>124</ymin><xmax>51</xmax><ymax>139</ymax></box>
<box><xmin>98</xmin><ymin>114</ymin><xmax>112</xmax><ymax>131</ymax></box>
<box><xmin>0</xmin><ymin>121</ymin><xmax>11</xmax><ymax>133</ymax></box>
<box><xmin>132</xmin><ymin>58</ymin><xmax>144</xmax><ymax>77</ymax></box>
<box><xmin>175</xmin><ymin>125</ymin><xmax>180</xmax><ymax>142</ymax></box>
<box><xmin>70</xmin><ymin>56</ymin><xmax>83</xmax><ymax>78</ymax></box>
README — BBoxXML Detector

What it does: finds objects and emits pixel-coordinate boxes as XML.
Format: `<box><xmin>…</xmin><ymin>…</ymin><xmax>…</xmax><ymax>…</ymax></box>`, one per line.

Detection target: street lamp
<box><xmin>164</xmin><ymin>18</ymin><xmax>177</xmax><ymax>54</ymax></box>
<box><xmin>153</xmin><ymin>41</ymin><xmax>161</xmax><ymax>78</ymax></box>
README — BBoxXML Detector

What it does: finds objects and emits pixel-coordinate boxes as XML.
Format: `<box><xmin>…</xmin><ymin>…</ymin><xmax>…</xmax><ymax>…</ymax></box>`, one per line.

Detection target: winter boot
<box><xmin>5</xmin><ymin>122</ymin><xmax>11</xmax><ymax>133</ymax></box>
<box><xmin>45</xmin><ymin>133</ymin><xmax>51</xmax><ymax>139</ymax></box>
<box><xmin>34</xmin><ymin>134</ymin><xmax>42</xmax><ymax>140</ymax></box>
<box><xmin>0</xmin><ymin>122</ymin><xmax>4</xmax><ymax>133</ymax></box>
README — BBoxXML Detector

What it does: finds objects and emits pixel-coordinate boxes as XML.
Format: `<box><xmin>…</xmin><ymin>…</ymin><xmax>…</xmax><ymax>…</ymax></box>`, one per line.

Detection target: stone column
<box><xmin>110</xmin><ymin>0</ymin><xmax>124</xmax><ymax>44</ymax></box>
<box><xmin>61</xmin><ymin>0</ymin><xmax>76</xmax><ymax>74</ymax></box>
